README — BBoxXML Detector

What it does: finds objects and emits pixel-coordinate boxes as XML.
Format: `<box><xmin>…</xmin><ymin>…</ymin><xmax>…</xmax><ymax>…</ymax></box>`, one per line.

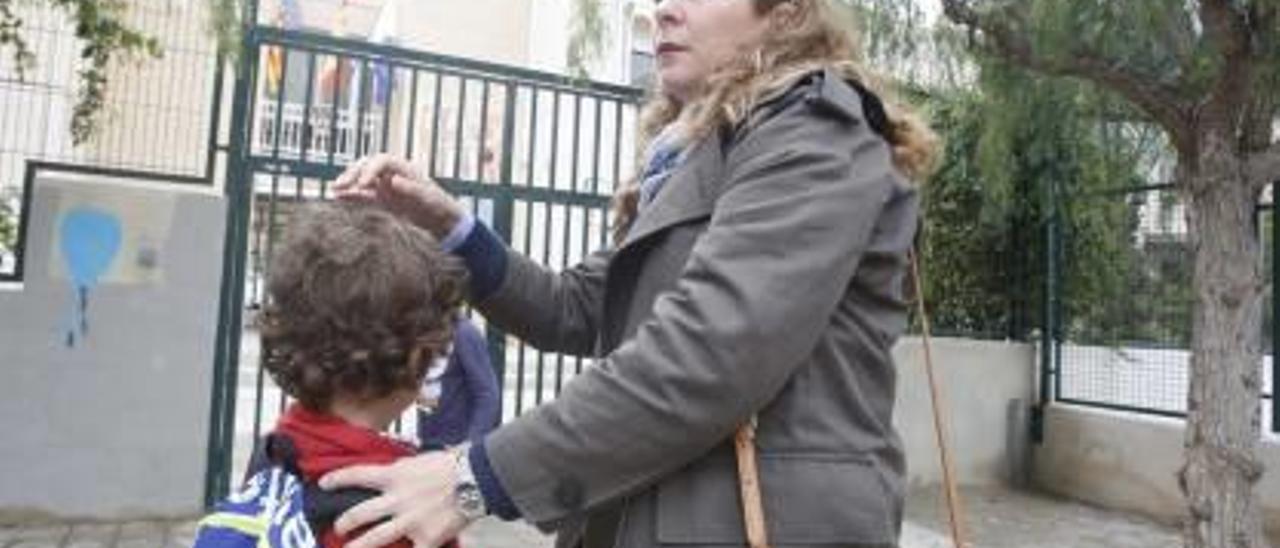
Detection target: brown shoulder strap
<box><xmin>734</xmin><ymin>418</ymin><xmax>770</xmax><ymax>548</ymax></box>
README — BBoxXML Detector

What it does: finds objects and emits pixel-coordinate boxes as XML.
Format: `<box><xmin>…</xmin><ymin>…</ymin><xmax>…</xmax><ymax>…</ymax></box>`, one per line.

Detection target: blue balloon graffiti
<box><xmin>59</xmin><ymin>207</ymin><xmax>122</xmax><ymax>347</ymax></box>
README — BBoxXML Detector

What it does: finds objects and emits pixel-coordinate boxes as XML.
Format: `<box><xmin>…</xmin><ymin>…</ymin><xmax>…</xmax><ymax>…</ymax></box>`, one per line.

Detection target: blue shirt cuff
<box><xmin>440</xmin><ymin>213</ymin><xmax>476</xmax><ymax>253</ymax></box>
<box><xmin>452</xmin><ymin>220</ymin><xmax>508</xmax><ymax>300</ymax></box>
<box><xmin>469</xmin><ymin>438</ymin><xmax>521</xmax><ymax>520</ymax></box>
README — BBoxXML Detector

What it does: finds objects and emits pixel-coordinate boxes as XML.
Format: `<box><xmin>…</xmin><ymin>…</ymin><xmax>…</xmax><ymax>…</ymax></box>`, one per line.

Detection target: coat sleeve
<box><xmin>481</xmin><ymin>93</ymin><xmax>905</xmax><ymax>525</ymax></box>
<box><xmin>469</xmin><ymin>237</ymin><xmax>612</xmax><ymax>357</ymax></box>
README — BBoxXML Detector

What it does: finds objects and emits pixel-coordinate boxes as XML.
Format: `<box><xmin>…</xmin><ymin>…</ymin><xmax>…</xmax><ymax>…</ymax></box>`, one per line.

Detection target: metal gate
<box><xmin>205</xmin><ymin>3</ymin><xmax>643</xmax><ymax>503</ymax></box>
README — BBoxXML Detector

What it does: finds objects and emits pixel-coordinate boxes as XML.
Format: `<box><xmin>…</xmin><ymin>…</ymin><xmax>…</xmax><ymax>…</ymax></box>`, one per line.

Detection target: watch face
<box><xmin>457</xmin><ymin>484</ymin><xmax>485</xmax><ymax>518</ymax></box>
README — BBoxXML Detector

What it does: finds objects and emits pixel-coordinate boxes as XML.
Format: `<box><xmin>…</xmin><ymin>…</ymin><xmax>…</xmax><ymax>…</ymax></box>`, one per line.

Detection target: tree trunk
<box><xmin>1179</xmin><ymin>135</ymin><xmax>1271</xmax><ymax>548</ymax></box>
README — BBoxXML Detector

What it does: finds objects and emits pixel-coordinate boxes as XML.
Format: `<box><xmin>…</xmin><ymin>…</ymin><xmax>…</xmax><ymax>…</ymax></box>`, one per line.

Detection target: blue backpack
<box><xmin>194</xmin><ymin>465</ymin><xmax>318</xmax><ymax>547</ymax></box>
<box><xmin>194</xmin><ymin>434</ymin><xmax>379</xmax><ymax>548</ymax></box>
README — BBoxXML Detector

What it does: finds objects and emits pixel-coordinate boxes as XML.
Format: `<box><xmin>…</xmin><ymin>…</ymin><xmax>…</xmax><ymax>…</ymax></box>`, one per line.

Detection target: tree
<box><xmin>567</xmin><ymin>0</ymin><xmax>608</xmax><ymax>79</ymax></box>
<box><xmin>0</xmin><ymin>0</ymin><xmax>239</xmax><ymax>144</ymax></box>
<box><xmin>920</xmin><ymin>68</ymin><xmax>1149</xmax><ymax>341</ymax></box>
<box><xmin>936</xmin><ymin>1</ymin><xmax>1279</xmax><ymax>547</ymax></box>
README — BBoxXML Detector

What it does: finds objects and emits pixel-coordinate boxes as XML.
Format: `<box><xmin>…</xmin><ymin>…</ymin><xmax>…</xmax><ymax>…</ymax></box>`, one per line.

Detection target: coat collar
<box><xmin>615</xmin><ymin>128</ymin><xmax>724</xmax><ymax>255</ymax></box>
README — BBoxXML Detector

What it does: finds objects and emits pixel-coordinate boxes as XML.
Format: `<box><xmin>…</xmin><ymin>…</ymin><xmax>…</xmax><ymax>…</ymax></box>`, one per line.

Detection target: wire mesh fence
<box><xmin>1053</xmin><ymin>184</ymin><xmax>1277</xmax><ymax>435</ymax></box>
<box><xmin>0</xmin><ymin>1</ymin><xmax>222</xmax><ymax>280</ymax></box>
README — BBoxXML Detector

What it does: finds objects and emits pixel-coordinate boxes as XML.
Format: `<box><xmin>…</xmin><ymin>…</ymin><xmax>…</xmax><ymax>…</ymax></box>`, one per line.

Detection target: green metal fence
<box><xmin>1043</xmin><ymin>182</ymin><xmax>1278</xmax><ymax>436</ymax></box>
<box><xmin>205</xmin><ymin>3</ymin><xmax>643</xmax><ymax>503</ymax></box>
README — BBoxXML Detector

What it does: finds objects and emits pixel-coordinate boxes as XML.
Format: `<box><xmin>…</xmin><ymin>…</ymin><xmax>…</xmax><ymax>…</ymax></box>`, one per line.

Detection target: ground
<box><xmin>0</xmin><ymin>486</ymin><xmax>1191</xmax><ymax>547</ymax></box>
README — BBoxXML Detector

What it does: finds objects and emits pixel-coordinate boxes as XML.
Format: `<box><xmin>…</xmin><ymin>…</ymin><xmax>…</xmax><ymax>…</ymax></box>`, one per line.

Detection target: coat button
<box><xmin>553</xmin><ymin>478</ymin><xmax>585</xmax><ymax>510</ymax></box>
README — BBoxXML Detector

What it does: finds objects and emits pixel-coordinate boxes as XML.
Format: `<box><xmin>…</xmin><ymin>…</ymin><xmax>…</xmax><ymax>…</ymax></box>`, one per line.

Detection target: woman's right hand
<box><xmin>333</xmin><ymin>154</ymin><xmax>465</xmax><ymax>239</ymax></box>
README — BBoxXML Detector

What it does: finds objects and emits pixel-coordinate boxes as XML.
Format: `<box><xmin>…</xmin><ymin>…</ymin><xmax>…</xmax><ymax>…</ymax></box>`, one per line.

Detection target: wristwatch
<box><xmin>451</xmin><ymin>443</ymin><xmax>488</xmax><ymax>521</ymax></box>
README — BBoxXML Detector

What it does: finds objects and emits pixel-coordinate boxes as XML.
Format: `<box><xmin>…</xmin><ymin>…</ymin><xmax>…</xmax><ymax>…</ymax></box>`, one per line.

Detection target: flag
<box><xmin>319</xmin><ymin>0</ymin><xmax>352</xmax><ymax>104</ymax></box>
<box><xmin>264</xmin><ymin>0</ymin><xmax>303</xmax><ymax>95</ymax></box>
<box><xmin>367</xmin><ymin>0</ymin><xmax>398</xmax><ymax>106</ymax></box>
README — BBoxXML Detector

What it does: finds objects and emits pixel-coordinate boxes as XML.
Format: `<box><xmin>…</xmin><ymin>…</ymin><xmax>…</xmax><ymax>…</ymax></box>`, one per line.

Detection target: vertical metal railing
<box><xmin>1270</xmin><ymin>182</ymin><xmax>1279</xmax><ymax>435</ymax></box>
<box><xmin>208</xmin><ymin>23</ymin><xmax>643</xmax><ymax>493</ymax></box>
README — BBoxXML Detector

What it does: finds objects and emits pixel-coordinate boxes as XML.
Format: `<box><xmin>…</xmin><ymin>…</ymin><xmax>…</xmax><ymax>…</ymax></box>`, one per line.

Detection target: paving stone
<box><xmin>162</xmin><ymin>520</ymin><xmax>200</xmax><ymax>548</ymax></box>
<box><xmin>9</xmin><ymin>541</ymin><xmax>64</xmax><ymax>548</ymax></box>
<box><xmin>0</xmin><ymin>525</ymin><xmax>69</xmax><ymax>546</ymax></box>
<box><xmin>906</xmin><ymin>486</ymin><xmax>1183</xmax><ymax>548</ymax></box>
<box><xmin>62</xmin><ymin>523</ymin><xmax>117</xmax><ymax>548</ymax></box>
<box><xmin>114</xmin><ymin>522</ymin><xmax>166</xmax><ymax>548</ymax></box>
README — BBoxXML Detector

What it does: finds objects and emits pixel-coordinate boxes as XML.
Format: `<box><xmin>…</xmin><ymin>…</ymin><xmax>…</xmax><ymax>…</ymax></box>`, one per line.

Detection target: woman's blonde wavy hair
<box><xmin>612</xmin><ymin>0</ymin><xmax>940</xmax><ymax>241</ymax></box>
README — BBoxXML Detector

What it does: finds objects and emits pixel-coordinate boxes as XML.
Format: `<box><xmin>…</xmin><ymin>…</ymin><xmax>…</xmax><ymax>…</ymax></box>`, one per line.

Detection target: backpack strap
<box><xmin>252</xmin><ymin>432</ymin><xmax>384</xmax><ymax>534</ymax></box>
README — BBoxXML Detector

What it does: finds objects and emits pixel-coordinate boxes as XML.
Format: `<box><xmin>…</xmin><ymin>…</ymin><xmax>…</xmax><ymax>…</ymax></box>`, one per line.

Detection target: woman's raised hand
<box><xmin>333</xmin><ymin>154</ymin><xmax>465</xmax><ymax>238</ymax></box>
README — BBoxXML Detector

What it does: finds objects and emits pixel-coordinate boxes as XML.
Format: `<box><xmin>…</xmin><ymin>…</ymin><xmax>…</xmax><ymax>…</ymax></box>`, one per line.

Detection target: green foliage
<box><xmin>208</xmin><ymin>0</ymin><xmax>242</xmax><ymax>65</ymax></box>
<box><xmin>0</xmin><ymin>0</ymin><xmax>164</xmax><ymax>144</ymax></box>
<box><xmin>0</xmin><ymin>195</ymin><xmax>14</xmax><ymax>258</ymax></box>
<box><xmin>918</xmin><ymin>62</ymin><xmax>1158</xmax><ymax>341</ymax></box>
<box><xmin>567</xmin><ymin>0</ymin><xmax>607</xmax><ymax>80</ymax></box>
<box><xmin>1021</xmin><ymin>0</ymin><xmax>1224</xmax><ymax>96</ymax></box>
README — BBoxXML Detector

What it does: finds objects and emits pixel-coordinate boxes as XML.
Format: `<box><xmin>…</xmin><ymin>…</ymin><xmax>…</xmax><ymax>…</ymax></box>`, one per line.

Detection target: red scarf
<box><xmin>276</xmin><ymin>404</ymin><xmax>459</xmax><ymax>548</ymax></box>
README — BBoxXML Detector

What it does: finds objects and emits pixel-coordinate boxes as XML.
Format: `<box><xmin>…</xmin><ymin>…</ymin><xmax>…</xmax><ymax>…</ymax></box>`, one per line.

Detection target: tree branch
<box><xmin>1199</xmin><ymin>0</ymin><xmax>1256</xmax><ymax>123</ymax></box>
<box><xmin>940</xmin><ymin>0</ymin><xmax>1193</xmax><ymax>149</ymax></box>
<box><xmin>1200</xmin><ymin>0</ymin><xmax>1252</xmax><ymax>62</ymax></box>
<box><xmin>1249</xmin><ymin>143</ymin><xmax>1280</xmax><ymax>189</ymax></box>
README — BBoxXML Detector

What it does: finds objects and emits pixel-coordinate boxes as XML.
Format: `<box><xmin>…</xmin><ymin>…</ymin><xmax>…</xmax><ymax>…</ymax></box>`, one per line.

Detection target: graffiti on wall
<box><xmin>59</xmin><ymin>208</ymin><xmax>122</xmax><ymax>347</ymax></box>
<box><xmin>47</xmin><ymin>182</ymin><xmax>176</xmax><ymax>347</ymax></box>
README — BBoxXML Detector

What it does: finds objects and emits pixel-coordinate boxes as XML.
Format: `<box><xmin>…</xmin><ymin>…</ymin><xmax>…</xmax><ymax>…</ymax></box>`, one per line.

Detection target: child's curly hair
<box><xmin>260</xmin><ymin>202</ymin><xmax>466</xmax><ymax>411</ymax></box>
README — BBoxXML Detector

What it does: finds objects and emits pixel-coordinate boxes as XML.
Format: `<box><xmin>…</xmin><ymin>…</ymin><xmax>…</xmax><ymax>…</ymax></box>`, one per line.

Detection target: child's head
<box><xmin>261</xmin><ymin>201</ymin><xmax>466</xmax><ymax>413</ymax></box>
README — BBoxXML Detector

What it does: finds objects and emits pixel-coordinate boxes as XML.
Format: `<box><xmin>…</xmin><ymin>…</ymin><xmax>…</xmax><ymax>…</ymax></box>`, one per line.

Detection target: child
<box><xmin>258</xmin><ymin>201</ymin><xmax>466</xmax><ymax>548</ymax></box>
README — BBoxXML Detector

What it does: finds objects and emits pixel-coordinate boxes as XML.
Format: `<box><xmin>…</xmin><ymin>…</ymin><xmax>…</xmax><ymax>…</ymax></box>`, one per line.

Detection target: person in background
<box><xmin>416</xmin><ymin>315</ymin><xmax>500</xmax><ymax>450</ymax></box>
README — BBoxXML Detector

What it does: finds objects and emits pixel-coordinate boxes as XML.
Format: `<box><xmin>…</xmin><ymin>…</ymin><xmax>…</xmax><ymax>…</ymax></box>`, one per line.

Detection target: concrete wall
<box><xmin>0</xmin><ymin>175</ymin><xmax>224</xmax><ymax>522</ymax></box>
<box><xmin>892</xmin><ymin>337</ymin><xmax>1037</xmax><ymax>489</ymax></box>
<box><xmin>1034</xmin><ymin>405</ymin><xmax>1280</xmax><ymax>538</ymax></box>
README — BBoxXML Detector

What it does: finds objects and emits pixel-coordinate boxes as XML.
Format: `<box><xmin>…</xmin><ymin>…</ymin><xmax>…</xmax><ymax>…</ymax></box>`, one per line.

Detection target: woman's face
<box><xmin>654</xmin><ymin>0</ymin><xmax>773</xmax><ymax>103</ymax></box>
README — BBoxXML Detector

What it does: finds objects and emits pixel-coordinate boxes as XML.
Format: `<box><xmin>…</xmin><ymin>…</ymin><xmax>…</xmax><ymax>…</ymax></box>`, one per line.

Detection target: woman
<box><xmin>325</xmin><ymin>0</ymin><xmax>938</xmax><ymax>546</ymax></box>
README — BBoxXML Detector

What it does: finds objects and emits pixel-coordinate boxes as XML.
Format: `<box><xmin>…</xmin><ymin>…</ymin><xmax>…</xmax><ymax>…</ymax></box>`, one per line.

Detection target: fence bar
<box><xmin>557</xmin><ymin>95</ymin><xmax>583</xmax><ymax>392</ymax></box>
<box><xmin>489</xmin><ymin>81</ymin><xmax>518</xmax><ymax>405</ymax></box>
<box><xmin>549</xmin><ymin>91</ymin><xmax>561</xmax><ymax>188</ymax></box>
<box><xmin>324</xmin><ymin>54</ymin><xmax>343</xmax><ymax>166</ymax></box>
<box><xmin>518</xmin><ymin>198</ymin><xmax>533</xmax><ymax>415</ymax></box>
<box><xmin>477</xmin><ymin>81</ymin><xmax>491</xmax><ymax>182</ymax></box>
<box><xmin>1056</xmin><ymin>398</ymin><xmax>1188</xmax><ymax>419</ymax></box>
<box><xmin>379</xmin><ymin>64</ymin><xmax>395</xmax><ymax>153</ymax></box>
<box><xmin>1033</xmin><ymin>178</ymin><xmax>1058</xmax><ymax>444</ymax></box>
<box><xmin>404</xmin><ymin>70</ymin><xmax>420</xmax><ymax>159</ymax></box>
<box><xmin>526</xmin><ymin>88</ymin><xmax>539</xmax><ymax>187</ymax></box>
<box><xmin>453</xmin><ymin>78</ymin><xmax>467</xmax><ymax>179</ymax></box>
<box><xmin>354</xmin><ymin>59</ymin><xmax>371</xmax><ymax>157</ymax></box>
<box><xmin>515</xmin><ymin>88</ymin><xmax>540</xmax><ymax>415</ymax></box>
<box><xmin>1274</xmin><ymin>182</ymin><xmax>1279</xmax><ymax>434</ymax></box>
<box><xmin>256</xmin><ymin>27</ymin><xmax>641</xmax><ymax>101</ymax></box>
<box><xmin>205</xmin><ymin>0</ymin><xmax>262</xmax><ymax>506</ymax></box>
<box><xmin>299</xmin><ymin>52</ymin><xmax>317</xmax><ymax>164</ymax></box>
<box><xmin>429</xmin><ymin>72</ymin><xmax>444</xmax><ymax>178</ymax></box>
<box><xmin>535</xmin><ymin>202</ymin><xmax>551</xmax><ymax>405</ymax></box>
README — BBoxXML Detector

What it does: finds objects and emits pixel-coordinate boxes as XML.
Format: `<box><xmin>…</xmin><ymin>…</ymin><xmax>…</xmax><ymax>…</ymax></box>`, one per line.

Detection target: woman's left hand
<box><xmin>320</xmin><ymin>451</ymin><xmax>472</xmax><ymax>548</ymax></box>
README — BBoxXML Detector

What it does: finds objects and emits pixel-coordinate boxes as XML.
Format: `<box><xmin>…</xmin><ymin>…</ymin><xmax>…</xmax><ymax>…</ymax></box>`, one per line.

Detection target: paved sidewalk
<box><xmin>0</xmin><ymin>519</ymin><xmax>549</xmax><ymax>548</ymax></box>
<box><xmin>0</xmin><ymin>487</ymin><xmax>1200</xmax><ymax>547</ymax></box>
